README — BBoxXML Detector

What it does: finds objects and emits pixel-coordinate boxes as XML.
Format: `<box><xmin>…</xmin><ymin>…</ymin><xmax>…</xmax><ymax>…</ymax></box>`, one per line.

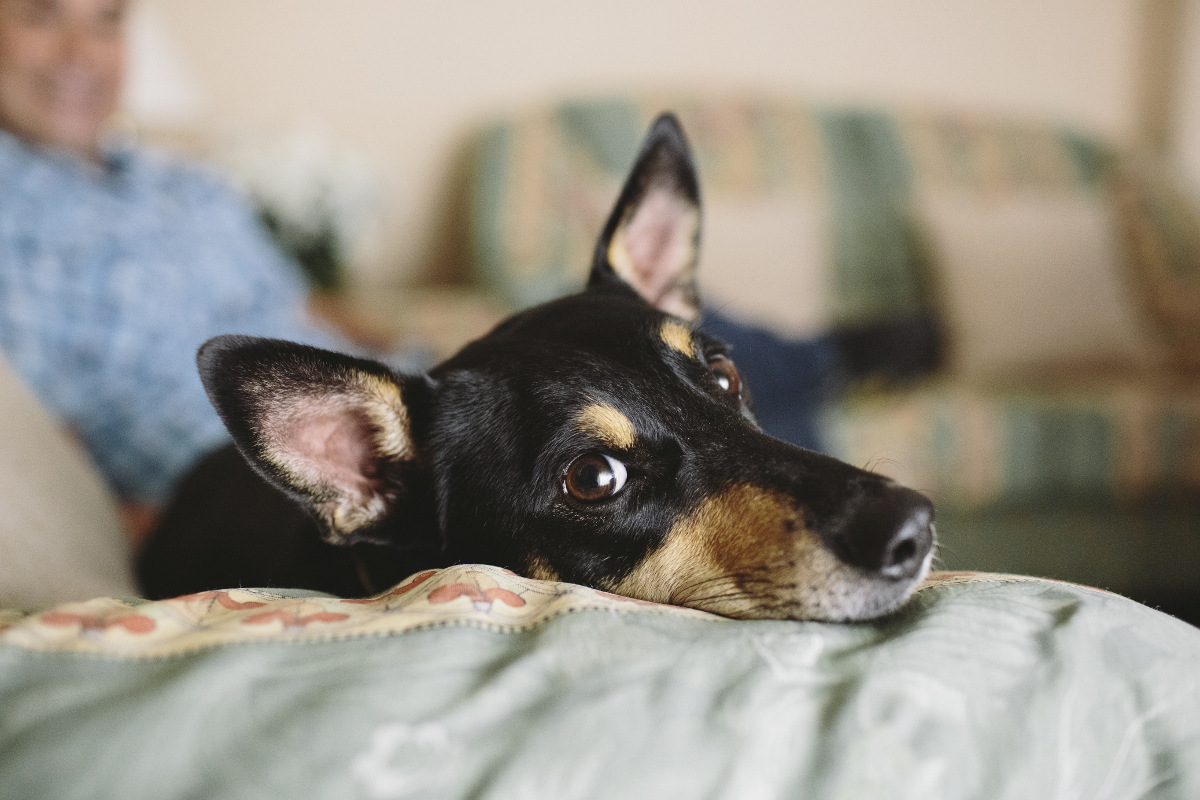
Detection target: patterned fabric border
<box><xmin>0</xmin><ymin>565</ymin><xmax>1032</xmax><ymax>658</ymax></box>
<box><xmin>0</xmin><ymin>564</ymin><xmax>710</xmax><ymax>657</ymax></box>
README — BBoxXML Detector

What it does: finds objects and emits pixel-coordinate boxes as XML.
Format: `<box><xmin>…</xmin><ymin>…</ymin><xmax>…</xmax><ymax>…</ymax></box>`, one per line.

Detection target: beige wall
<box><xmin>136</xmin><ymin>0</ymin><xmax>1146</xmax><ymax>287</ymax></box>
<box><xmin>1175</xmin><ymin>0</ymin><xmax>1200</xmax><ymax>199</ymax></box>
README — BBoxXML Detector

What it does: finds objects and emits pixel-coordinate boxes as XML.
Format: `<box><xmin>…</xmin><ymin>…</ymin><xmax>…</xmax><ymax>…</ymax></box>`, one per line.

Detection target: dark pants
<box><xmin>700</xmin><ymin>309</ymin><xmax>842</xmax><ymax>453</ymax></box>
<box><xmin>701</xmin><ymin>307</ymin><xmax>945</xmax><ymax>452</ymax></box>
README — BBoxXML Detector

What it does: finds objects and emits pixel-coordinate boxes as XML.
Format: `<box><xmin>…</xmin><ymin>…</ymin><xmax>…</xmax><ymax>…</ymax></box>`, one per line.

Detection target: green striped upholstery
<box><xmin>466</xmin><ymin>96</ymin><xmax>1200</xmax><ymax>607</ymax></box>
<box><xmin>470</xmin><ymin>96</ymin><xmax>936</xmax><ymax>320</ymax></box>
<box><xmin>824</xmin><ymin>383</ymin><xmax>1200</xmax><ymax>603</ymax></box>
<box><xmin>472</xmin><ymin>98</ymin><xmax>1105</xmax><ymax>309</ymax></box>
<box><xmin>824</xmin><ymin>382</ymin><xmax>1200</xmax><ymax>511</ymax></box>
<box><xmin>468</xmin><ymin>95</ymin><xmax>1200</xmax><ymax>365</ymax></box>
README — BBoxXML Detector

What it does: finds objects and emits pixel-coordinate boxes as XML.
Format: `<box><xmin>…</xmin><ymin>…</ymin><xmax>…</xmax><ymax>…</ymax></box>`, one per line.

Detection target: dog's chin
<box><xmin>704</xmin><ymin>549</ymin><xmax>934</xmax><ymax>623</ymax></box>
<box><xmin>803</xmin><ymin>549</ymin><xmax>934</xmax><ymax>623</ymax></box>
<box><xmin>787</xmin><ymin>530</ymin><xmax>936</xmax><ymax>622</ymax></box>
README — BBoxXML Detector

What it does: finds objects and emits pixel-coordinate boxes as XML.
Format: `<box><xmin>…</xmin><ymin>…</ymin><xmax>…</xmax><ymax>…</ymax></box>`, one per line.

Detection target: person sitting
<box><xmin>0</xmin><ymin>0</ymin><xmax>371</xmax><ymax>538</ymax></box>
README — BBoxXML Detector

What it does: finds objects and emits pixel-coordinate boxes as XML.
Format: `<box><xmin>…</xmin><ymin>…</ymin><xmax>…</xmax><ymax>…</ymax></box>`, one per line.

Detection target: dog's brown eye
<box><xmin>564</xmin><ymin>454</ymin><xmax>628</xmax><ymax>502</ymax></box>
<box><xmin>708</xmin><ymin>355</ymin><xmax>741</xmax><ymax>398</ymax></box>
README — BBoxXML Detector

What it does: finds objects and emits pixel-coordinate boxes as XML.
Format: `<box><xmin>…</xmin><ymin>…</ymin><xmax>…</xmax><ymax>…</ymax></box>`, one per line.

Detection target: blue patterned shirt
<box><xmin>0</xmin><ymin>130</ymin><xmax>343</xmax><ymax>503</ymax></box>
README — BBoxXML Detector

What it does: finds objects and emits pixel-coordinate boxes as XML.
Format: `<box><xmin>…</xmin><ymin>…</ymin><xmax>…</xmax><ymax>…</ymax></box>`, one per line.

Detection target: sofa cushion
<box><xmin>0</xmin><ymin>356</ymin><xmax>135</xmax><ymax>610</ymax></box>
<box><xmin>469</xmin><ymin>97</ymin><xmax>935</xmax><ymax>330</ymax></box>
<box><xmin>920</xmin><ymin>193</ymin><xmax>1161</xmax><ymax>380</ymax></box>
<box><xmin>1112</xmin><ymin>160</ymin><xmax>1200</xmax><ymax>369</ymax></box>
<box><xmin>469</xmin><ymin>97</ymin><xmax>1199</xmax><ymax>383</ymax></box>
<box><xmin>824</xmin><ymin>380</ymin><xmax>1200</xmax><ymax>511</ymax></box>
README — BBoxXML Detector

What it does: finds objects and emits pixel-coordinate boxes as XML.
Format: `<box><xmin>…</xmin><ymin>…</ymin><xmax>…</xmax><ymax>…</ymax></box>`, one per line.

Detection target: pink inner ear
<box><xmin>622</xmin><ymin>187</ymin><xmax>697</xmax><ymax>305</ymax></box>
<box><xmin>276</xmin><ymin>401</ymin><xmax>382</xmax><ymax>498</ymax></box>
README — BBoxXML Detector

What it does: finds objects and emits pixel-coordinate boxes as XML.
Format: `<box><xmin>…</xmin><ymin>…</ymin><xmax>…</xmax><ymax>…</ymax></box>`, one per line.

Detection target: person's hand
<box><xmin>306</xmin><ymin>291</ymin><xmax>398</xmax><ymax>352</ymax></box>
<box><xmin>118</xmin><ymin>501</ymin><xmax>159</xmax><ymax>550</ymax></box>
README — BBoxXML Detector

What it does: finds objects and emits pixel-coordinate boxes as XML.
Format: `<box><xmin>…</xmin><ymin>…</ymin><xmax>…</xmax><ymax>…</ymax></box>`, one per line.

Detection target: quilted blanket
<box><xmin>2</xmin><ymin>566</ymin><xmax>1199</xmax><ymax>799</ymax></box>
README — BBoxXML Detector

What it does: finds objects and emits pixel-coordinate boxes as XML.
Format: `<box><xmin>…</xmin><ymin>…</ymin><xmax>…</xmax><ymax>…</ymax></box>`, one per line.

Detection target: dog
<box><xmin>137</xmin><ymin>113</ymin><xmax>934</xmax><ymax>621</ymax></box>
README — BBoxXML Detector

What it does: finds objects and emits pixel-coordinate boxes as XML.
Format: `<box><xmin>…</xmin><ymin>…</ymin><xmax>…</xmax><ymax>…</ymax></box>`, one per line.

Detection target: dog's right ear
<box><xmin>197</xmin><ymin>335</ymin><xmax>427</xmax><ymax>547</ymax></box>
<box><xmin>588</xmin><ymin>112</ymin><xmax>702</xmax><ymax>321</ymax></box>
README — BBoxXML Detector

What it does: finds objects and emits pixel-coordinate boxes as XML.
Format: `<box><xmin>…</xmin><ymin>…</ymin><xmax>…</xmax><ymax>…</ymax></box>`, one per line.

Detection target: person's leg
<box><xmin>700</xmin><ymin>308</ymin><xmax>945</xmax><ymax>452</ymax></box>
<box><xmin>700</xmin><ymin>309</ymin><xmax>843</xmax><ymax>452</ymax></box>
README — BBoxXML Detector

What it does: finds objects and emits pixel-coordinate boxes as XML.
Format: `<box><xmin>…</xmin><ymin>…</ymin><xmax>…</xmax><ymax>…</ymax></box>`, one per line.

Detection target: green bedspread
<box><xmin>1</xmin><ymin>566</ymin><xmax>1198</xmax><ymax>799</ymax></box>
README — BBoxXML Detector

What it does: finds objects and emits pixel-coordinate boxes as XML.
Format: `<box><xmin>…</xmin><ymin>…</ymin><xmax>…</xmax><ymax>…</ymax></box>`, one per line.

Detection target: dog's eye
<box><xmin>563</xmin><ymin>454</ymin><xmax>628</xmax><ymax>502</ymax></box>
<box><xmin>707</xmin><ymin>355</ymin><xmax>741</xmax><ymax>398</ymax></box>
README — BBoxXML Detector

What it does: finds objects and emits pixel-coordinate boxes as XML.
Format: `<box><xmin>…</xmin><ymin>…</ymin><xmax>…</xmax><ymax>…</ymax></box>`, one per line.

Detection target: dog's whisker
<box><xmin>672</xmin><ymin>577</ymin><xmax>742</xmax><ymax>604</ymax></box>
<box><xmin>671</xmin><ymin>568</ymin><xmax>790</xmax><ymax>605</ymax></box>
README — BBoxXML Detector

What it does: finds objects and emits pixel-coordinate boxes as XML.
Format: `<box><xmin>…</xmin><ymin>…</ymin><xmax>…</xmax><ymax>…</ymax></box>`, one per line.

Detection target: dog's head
<box><xmin>200</xmin><ymin>114</ymin><xmax>934</xmax><ymax>621</ymax></box>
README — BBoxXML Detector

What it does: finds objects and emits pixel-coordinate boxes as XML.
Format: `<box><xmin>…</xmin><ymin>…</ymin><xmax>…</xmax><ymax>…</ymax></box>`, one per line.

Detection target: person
<box><xmin>0</xmin><ymin>0</ymin><xmax>369</xmax><ymax>538</ymax></box>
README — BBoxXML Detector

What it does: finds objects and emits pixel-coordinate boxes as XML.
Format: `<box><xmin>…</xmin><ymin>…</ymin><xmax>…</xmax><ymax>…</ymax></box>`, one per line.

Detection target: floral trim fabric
<box><xmin>0</xmin><ymin>564</ymin><xmax>705</xmax><ymax>657</ymax></box>
<box><xmin>0</xmin><ymin>565</ymin><xmax>1030</xmax><ymax>658</ymax></box>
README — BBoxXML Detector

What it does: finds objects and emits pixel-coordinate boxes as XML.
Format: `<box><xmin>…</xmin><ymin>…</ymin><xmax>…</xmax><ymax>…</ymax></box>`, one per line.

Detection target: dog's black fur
<box><xmin>138</xmin><ymin>114</ymin><xmax>934</xmax><ymax>620</ymax></box>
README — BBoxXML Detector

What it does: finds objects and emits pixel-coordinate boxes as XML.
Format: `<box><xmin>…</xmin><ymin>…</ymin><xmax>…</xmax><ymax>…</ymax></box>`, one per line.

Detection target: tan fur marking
<box><xmin>613</xmin><ymin>484</ymin><xmax>930</xmax><ymax>621</ymax></box>
<box><xmin>613</xmin><ymin>485</ymin><xmax>793</xmax><ymax>613</ymax></box>
<box><xmin>524</xmin><ymin>555</ymin><xmax>560</xmax><ymax>582</ymax></box>
<box><xmin>357</xmin><ymin>374</ymin><xmax>413</xmax><ymax>461</ymax></box>
<box><xmin>576</xmin><ymin>403</ymin><xmax>637</xmax><ymax>450</ymax></box>
<box><xmin>658</xmin><ymin>320</ymin><xmax>695</xmax><ymax>357</ymax></box>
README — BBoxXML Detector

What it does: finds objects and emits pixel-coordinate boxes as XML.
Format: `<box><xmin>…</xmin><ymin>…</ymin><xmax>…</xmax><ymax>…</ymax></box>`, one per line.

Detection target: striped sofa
<box><xmin>464</xmin><ymin>95</ymin><xmax>1200</xmax><ymax>621</ymax></box>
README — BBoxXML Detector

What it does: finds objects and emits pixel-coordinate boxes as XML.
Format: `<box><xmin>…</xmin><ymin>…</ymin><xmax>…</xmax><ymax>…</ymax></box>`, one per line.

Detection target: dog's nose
<box><xmin>829</xmin><ymin>486</ymin><xmax>934</xmax><ymax>580</ymax></box>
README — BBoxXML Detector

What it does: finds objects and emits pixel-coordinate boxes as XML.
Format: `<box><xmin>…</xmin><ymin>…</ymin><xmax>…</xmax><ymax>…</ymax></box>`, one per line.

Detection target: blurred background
<box><xmin>17</xmin><ymin>0</ymin><xmax>1200</xmax><ymax>615</ymax></box>
<box><xmin>117</xmin><ymin>0</ymin><xmax>1200</xmax><ymax>618</ymax></box>
<box><xmin>127</xmin><ymin>0</ymin><xmax>1200</xmax><ymax>294</ymax></box>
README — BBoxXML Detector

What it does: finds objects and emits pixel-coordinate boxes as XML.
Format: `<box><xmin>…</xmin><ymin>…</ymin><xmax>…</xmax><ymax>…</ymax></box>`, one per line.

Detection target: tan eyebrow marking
<box><xmin>659</xmin><ymin>319</ymin><xmax>695</xmax><ymax>357</ymax></box>
<box><xmin>576</xmin><ymin>403</ymin><xmax>637</xmax><ymax>450</ymax></box>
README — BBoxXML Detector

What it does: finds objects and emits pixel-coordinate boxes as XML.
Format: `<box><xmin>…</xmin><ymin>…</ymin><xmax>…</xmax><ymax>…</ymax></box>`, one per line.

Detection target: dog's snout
<box><xmin>830</xmin><ymin>486</ymin><xmax>934</xmax><ymax>580</ymax></box>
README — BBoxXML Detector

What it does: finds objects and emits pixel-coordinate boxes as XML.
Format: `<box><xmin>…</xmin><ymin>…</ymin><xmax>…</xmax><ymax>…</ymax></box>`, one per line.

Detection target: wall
<box><xmin>135</xmin><ymin>0</ymin><xmax>1146</xmax><ymax>287</ymax></box>
<box><xmin>1175</xmin><ymin>0</ymin><xmax>1200</xmax><ymax>199</ymax></box>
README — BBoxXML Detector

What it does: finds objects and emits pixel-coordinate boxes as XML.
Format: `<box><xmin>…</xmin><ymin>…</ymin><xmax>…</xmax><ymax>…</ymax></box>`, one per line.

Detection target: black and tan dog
<box><xmin>138</xmin><ymin>114</ymin><xmax>934</xmax><ymax>621</ymax></box>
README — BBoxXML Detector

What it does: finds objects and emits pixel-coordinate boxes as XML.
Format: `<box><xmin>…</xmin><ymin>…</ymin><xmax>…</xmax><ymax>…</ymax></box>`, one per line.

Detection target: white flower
<box><xmin>217</xmin><ymin>127</ymin><xmax>379</xmax><ymax>264</ymax></box>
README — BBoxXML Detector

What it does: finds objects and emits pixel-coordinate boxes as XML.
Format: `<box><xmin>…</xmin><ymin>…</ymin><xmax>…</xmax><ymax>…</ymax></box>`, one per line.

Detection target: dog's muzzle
<box><xmin>826</xmin><ymin>484</ymin><xmax>935</xmax><ymax>582</ymax></box>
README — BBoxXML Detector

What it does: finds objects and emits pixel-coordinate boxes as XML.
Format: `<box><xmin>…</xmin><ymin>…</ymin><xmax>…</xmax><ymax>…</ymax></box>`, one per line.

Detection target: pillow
<box><xmin>0</xmin><ymin>356</ymin><xmax>135</xmax><ymax>610</ymax></box>
<box><xmin>1111</xmin><ymin>160</ymin><xmax>1200</xmax><ymax>369</ymax></box>
<box><xmin>919</xmin><ymin>193</ymin><xmax>1163</xmax><ymax>381</ymax></box>
<box><xmin>469</xmin><ymin>98</ymin><xmax>933</xmax><ymax>331</ymax></box>
<box><xmin>3</xmin><ymin>565</ymin><xmax>1200</xmax><ymax>798</ymax></box>
<box><xmin>701</xmin><ymin>192</ymin><xmax>832</xmax><ymax>338</ymax></box>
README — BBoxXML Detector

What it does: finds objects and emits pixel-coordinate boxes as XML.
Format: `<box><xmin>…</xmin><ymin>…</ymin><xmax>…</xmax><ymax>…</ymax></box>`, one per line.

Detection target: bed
<box><xmin>3</xmin><ymin>564</ymin><xmax>1199</xmax><ymax>799</ymax></box>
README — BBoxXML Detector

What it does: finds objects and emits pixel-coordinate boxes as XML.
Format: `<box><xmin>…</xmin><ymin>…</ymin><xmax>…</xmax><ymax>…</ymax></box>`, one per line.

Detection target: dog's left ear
<box><xmin>197</xmin><ymin>335</ymin><xmax>429</xmax><ymax>547</ymax></box>
<box><xmin>588</xmin><ymin>112</ymin><xmax>702</xmax><ymax>321</ymax></box>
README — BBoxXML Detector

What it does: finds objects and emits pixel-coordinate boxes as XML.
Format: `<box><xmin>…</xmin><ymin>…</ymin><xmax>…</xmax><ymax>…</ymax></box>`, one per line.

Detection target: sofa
<box><xmin>464</xmin><ymin>94</ymin><xmax>1200</xmax><ymax>622</ymax></box>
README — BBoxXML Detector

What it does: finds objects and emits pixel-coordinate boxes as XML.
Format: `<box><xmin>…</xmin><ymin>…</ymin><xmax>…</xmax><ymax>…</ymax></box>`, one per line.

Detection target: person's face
<box><xmin>0</xmin><ymin>0</ymin><xmax>127</xmax><ymax>162</ymax></box>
